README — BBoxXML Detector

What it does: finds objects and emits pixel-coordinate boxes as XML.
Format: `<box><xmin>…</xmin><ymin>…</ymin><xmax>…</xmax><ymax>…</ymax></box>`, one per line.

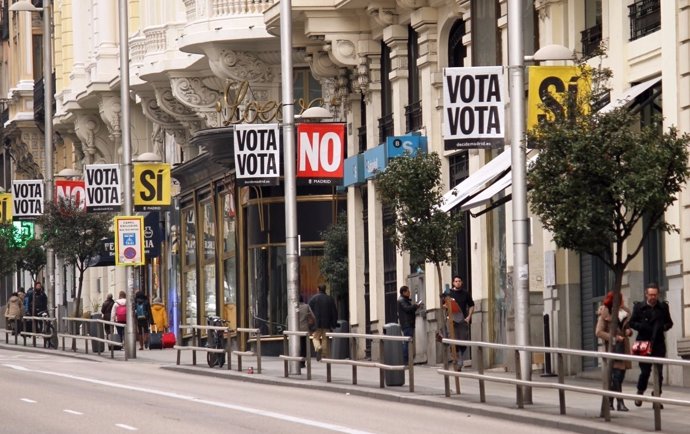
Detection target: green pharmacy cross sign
<box><xmin>13</xmin><ymin>221</ymin><xmax>35</xmax><ymax>247</ymax></box>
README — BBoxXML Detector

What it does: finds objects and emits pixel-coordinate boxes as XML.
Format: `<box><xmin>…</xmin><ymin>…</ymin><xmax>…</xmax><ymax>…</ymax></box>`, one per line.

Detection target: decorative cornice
<box><xmin>141</xmin><ymin>96</ymin><xmax>183</xmax><ymax>129</ymax></box>
<box><xmin>305</xmin><ymin>49</ymin><xmax>340</xmax><ymax>80</ymax></box>
<box><xmin>396</xmin><ymin>0</ymin><xmax>427</xmax><ymax>10</ymax></box>
<box><xmin>152</xmin><ymin>83</ymin><xmax>199</xmax><ymax>122</ymax></box>
<box><xmin>169</xmin><ymin>76</ymin><xmax>224</xmax><ymax>109</ymax></box>
<box><xmin>206</xmin><ymin>48</ymin><xmax>274</xmax><ymax>83</ymax></box>
<box><xmin>97</xmin><ymin>94</ymin><xmax>122</xmax><ymax>141</ymax></box>
<box><xmin>367</xmin><ymin>1</ymin><xmax>397</xmax><ymax>27</ymax></box>
<box><xmin>534</xmin><ymin>0</ymin><xmax>565</xmax><ymax>20</ymax></box>
<box><xmin>324</xmin><ymin>38</ymin><xmax>358</xmax><ymax>68</ymax></box>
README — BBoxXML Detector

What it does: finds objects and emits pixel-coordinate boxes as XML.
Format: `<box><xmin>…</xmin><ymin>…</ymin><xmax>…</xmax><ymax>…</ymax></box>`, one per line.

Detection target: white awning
<box><xmin>438</xmin><ymin>150</ymin><xmax>511</xmax><ymax>213</ymax></box>
<box><xmin>459</xmin><ymin>170</ymin><xmax>512</xmax><ymax>212</ymax></box>
<box><xmin>599</xmin><ymin>77</ymin><xmax>661</xmax><ymax>114</ymax></box>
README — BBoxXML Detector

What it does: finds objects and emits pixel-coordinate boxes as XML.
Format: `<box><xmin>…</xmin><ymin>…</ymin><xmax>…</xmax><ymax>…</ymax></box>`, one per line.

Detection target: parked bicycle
<box><xmin>38</xmin><ymin>311</ymin><xmax>58</xmax><ymax>349</ymax></box>
<box><xmin>206</xmin><ymin>316</ymin><xmax>230</xmax><ymax>368</ymax></box>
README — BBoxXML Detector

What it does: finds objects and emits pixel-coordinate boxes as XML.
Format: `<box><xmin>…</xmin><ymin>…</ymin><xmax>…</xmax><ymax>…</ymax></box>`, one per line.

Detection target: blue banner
<box><xmin>363</xmin><ymin>145</ymin><xmax>387</xmax><ymax>180</ymax></box>
<box><xmin>386</xmin><ymin>135</ymin><xmax>428</xmax><ymax>159</ymax></box>
<box><xmin>343</xmin><ymin>154</ymin><xmax>364</xmax><ymax>187</ymax></box>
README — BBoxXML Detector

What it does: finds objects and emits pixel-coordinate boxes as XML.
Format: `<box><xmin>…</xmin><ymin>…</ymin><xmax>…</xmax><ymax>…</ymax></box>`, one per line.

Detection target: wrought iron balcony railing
<box><xmin>378</xmin><ymin>113</ymin><xmax>394</xmax><ymax>145</ymax></box>
<box><xmin>405</xmin><ymin>100</ymin><xmax>422</xmax><ymax>133</ymax></box>
<box><xmin>628</xmin><ymin>0</ymin><xmax>660</xmax><ymax>41</ymax></box>
<box><xmin>580</xmin><ymin>23</ymin><xmax>602</xmax><ymax>58</ymax></box>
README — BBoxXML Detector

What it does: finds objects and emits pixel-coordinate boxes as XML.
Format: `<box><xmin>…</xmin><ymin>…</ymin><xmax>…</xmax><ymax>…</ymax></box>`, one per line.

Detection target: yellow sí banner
<box><xmin>527</xmin><ymin>66</ymin><xmax>591</xmax><ymax>130</ymax></box>
<box><xmin>133</xmin><ymin>162</ymin><xmax>172</xmax><ymax>210</ymax></box>
<box><xmin>0</xmin><ymin>193</ymin><xmax>12</xmax><ymax>223</ymax></box>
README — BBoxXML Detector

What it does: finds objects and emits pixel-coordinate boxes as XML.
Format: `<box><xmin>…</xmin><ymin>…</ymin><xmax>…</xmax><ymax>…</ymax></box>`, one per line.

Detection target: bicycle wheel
<box><xmin>207</xmin><ymin>352</ymin><xmax>218</xmax><ymax>367</ymax></box>
<box><xmin>207</xmin><ymin>332</ymin><xmax>219</xmax><ymax>367</ymax></box>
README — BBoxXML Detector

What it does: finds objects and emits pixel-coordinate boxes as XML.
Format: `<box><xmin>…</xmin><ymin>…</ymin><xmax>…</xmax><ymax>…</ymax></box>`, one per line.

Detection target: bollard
<box><xmin>541</xmin><ymin>314</ymin><xmax>557</xmax><ymax>377</ymax></box>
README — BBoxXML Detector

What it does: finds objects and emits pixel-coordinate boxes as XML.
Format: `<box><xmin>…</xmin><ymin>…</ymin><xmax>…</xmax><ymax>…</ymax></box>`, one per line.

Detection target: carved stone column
<box><xmin>383</xmin><ymin>25</ymin><xmax>409</xmax><ymax>135</ymax></box>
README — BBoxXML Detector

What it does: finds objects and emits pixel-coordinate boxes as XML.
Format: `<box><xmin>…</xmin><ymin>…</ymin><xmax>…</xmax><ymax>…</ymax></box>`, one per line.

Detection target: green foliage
<box><xmin>0</xmin><ymin>223</ymin><xmax>22</xmax><ymax>277</ymax></box>
<box><xmin>527</xmin><ymin>65</ymin><xmax>690</xmax><ymax>274</ymax></box>
<box><xmin>18</xmin><ymin>239</ymin><xmax>47</xmax><ymax>283</ymax></box>
<box><xmin>320</xmin><ymin>211</ymin><xmax>348</xmax><ymax>301</ymax></box>
<box><xmin>375</xmin><ymin>151</ymin><xmax>463</xmax><ymax>285</ymax></box>
<box><xmin>38</xmin><ymin>199</ymin><xmax>113</xmax><ymax>317</ymax></box>
<box><xmin>38</xmin><ymin>199</ymin><xmax>112</xmax><ymax>273</ymax></box>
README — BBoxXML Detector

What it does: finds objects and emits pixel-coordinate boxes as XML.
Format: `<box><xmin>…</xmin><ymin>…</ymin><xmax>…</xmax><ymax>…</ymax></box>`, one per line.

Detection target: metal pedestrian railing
<box><xmin>438</xmin><ymin>338</ymin><xmax>690</xmax><ymax>431</ymax></box>
<box><xmin>59</xmin><ymin>316</ymin><xmax>123</xmax><ymax>359</ymax></box>
<box><xmin>174</xmin><ymin>324</ymin><xmax>235</xmax><ymax>369</ymax></box>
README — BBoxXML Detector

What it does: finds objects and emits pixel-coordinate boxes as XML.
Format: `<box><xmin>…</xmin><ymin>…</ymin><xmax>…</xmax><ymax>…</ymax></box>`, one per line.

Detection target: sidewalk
<box><xmin>3</xmin><ymin>341</ymin><xmax>690</xmax><ymax>434</ymax></box>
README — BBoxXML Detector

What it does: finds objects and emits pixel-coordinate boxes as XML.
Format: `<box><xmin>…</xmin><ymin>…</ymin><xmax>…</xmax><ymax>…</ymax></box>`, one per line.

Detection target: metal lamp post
<box><xmin>508</xmin><ymin>0</ymin><xmax>573</xmax><ymax>404</ymax></box>
<box><xmin>118</xmin><ymin>0</ymin><xmax>136</xmax><ymax>359</ymax></box>
<box><xmin>10</xmin><ymin>0</ymin><xmax>55</xmax><ymax>318</ymax></box>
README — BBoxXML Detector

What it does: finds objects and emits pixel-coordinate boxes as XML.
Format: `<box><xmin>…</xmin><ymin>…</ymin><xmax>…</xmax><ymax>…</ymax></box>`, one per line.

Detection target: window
<box><xmin>581</xmin><ymin>0</ymin><xmax>602</xmax><ymax>57</ymax></box>
<box><xmin>294</xmin><ymin>68</ymin><xmax>322</xmax><ymax>109</ymax></box>
<box><xmin>628</xmin><ymin>0</ymin><xmax>660</xmax><ymax>41</ymax></box>
<box><xmin>471</xmin><ymin>0</ymin><xmax>500</xmax><ymax>66</ymax></box>
<box><xmin>378</xmin><ymin>41</ymin><xmax>394</xmax><ymax>143</ymax></box>
<box><xmin>405</xmin><ymin>26</ymin><xmax>422</xmax><ymax>132</ymax></box>
<box><xmin>181</xmin><ymin>206</ymin><xmax>198</xmax><ymax>329</ymax></box>
<box><xmin>448</xmin><ymin>20</ymin><xmax>467</xmax><ymax>68</ymax></box>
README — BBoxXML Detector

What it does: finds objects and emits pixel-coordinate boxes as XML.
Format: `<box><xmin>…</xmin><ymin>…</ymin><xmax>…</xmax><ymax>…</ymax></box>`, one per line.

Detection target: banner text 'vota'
<box><xmin>12</xmin><ymin>180</ymin><xmax>44</xmax><ymax>219</ymax></box>
<box><xmin>233</xmin><ymin>124</ymin><xmax>281</xmax><ymax>186</ymax></box>
<box><xmin>297</xmin><ymin>123</ymin><xmax>345</xmax><ymax>185</ymax></box>
<box><xmin>85</xmin><ymin>164</ymin><xmax>122</xmax><ymax>212</ymax></box>
<box><xmin>443</xmin><ymin>66</ymin><xmax>505</xmax><ymax>150</ymax></box>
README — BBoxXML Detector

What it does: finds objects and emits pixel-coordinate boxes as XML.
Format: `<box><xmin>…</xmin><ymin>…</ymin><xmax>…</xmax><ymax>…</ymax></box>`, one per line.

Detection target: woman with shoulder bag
<box><xmin>596</xmin><ymin>291</ymin><xmax>633</xmax><ymax>412</ymax></box>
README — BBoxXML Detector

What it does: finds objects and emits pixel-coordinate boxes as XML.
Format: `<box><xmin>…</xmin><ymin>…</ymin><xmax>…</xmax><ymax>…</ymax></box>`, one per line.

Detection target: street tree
<box><xmin>38</xmin><ymin>199</ymin><xmax>112</xmax><ymax>318</ymax></box>
<box><xmin>375</xmin><ymin>151</ymin><xmax>464</xmax><ymax>296</ymax></box>
<box><xmin>320</xmin><ymin>211</ymin><xmax>348</xmax><ymax>318</ymax></box>
<box><xmin>0</xmin><ymin>223</ymin><xmax>22</xmax><ymax>278</ymax></box>
<box><xmin>527</xmin><ymin>66</ymin><xmax>690</xmax><ymax>344</ymax></box>
<box><xmin>18</xmin><ymin>238</ymin><xmax>47</xmax><ymax>284</ymax></box>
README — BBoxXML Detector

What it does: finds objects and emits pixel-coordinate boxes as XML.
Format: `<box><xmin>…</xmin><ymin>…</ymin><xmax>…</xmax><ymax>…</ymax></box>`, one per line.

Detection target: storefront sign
<box><xmin>343</xmin><ymin>154</ymin><xmax>364</xmax><ymax>187</ymax></box>
<box><xmin>297</xmin><ymin>123</ymin><xmax>346</xmax><ymax>185</ymax></box>
<box><xmin>114</xmin><ymin>216</ymin><xmax>145</xmax><ymax>266</ymax></box>
<box><xmin>527</xmin><ymin>66</ymin><xmax>590</xmax><ymax>129</ymax></box>
<box><xmin>85</xmin><ymin>164</ymin><xmax>122</xmax><ymax>212</ymax></box>
<box><xmin>386</xmin><ymin>135</ymin><xmax>428</xmax><ymax>159</ymax></box>
<box><xmin>363</xmin><ymin>144</ymin><xmax>387</xmax><ymax>180</ymax></box>
<box><xmin>0</xmin><ymin>192</ymin><xmax>12</xmax><ymax>223</ymax></box>
<box><xmin>55</xmin><ymin>179</ymin><xmax>86</xmax><ymax>210</ymax></box>
<box><xmin>134</xmin><ymin>162</ymin><xmax>172</xmax><ymax>211</ymax></box>
<box><xmin>13</xmin><ymin>221</ymin><xmax>34</xmax><ymax>246</ymax></box>
<box><xmin>443</xmin><ymin>66</ymin><xmax>505</xmax><ymax>150</ymax></box>
<box><xmin>233</xmin><ymin>123</ymin><xmax>281</xmax><ymax>186</ymax></box>
<box><xmin>12</xmin><ymin>180</ymin><xmax>44</xmax><ymax>219</ymax></box>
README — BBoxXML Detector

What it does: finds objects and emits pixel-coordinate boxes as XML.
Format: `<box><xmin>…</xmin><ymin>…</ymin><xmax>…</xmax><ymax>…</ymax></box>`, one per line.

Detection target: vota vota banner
<box><xmin>233</xmin><ymin>123</ymin><xmax>281</xmax><ymax>186</ymax></box>
<box><xmin>296</xmin><ymin>122</ymin><xmax>346</xmax><ymax>185</ymax></box>
<box><xmin>12</xmin><ymin>180</ymin><xmax>44</xmax><ymax>219</ymax></box>
<box><xmin>442</xmin><ymin>66</ymin><xmax>505</xmax><ymax>150</ymax></box>
<box><xmin>84</xmin><ymin>164</ymin><xmax>122</xmax><ymax>212</ymax></box>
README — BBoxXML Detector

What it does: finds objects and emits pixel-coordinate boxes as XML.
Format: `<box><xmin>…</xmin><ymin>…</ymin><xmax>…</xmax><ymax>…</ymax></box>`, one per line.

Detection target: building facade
<box><xmin>1</xmin><ymin>0</ymin><xmax>689</xmax><ymax>384</ymax></box>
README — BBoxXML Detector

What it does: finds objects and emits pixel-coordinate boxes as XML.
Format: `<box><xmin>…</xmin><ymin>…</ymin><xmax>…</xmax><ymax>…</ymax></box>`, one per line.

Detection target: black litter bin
<box><xmin>331</xmin><ymin>320</ymin><xmax>350</xmax><ymax>359</ymax></box>
<box><xmin>90</xmin><ymin>313</ymin><xmax>105</xmax><ymax>353</ymax></box>
<box><xmin>383</xmin><ymin>323</ymin><xmax>405</xmax><ymax>386</ymax></box>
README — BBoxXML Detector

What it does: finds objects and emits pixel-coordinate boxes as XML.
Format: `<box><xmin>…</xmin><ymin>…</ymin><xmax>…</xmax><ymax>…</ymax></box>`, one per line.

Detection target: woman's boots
<box><xmin>617</xmin><ymin>399</ymin><xmax>629</xmax><ymax>412</ymax></box>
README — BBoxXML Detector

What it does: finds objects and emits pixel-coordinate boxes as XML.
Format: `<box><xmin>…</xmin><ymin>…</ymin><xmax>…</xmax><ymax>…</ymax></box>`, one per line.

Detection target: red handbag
<box><xmin>632</xmin><ymin>340</ymin><xmax>652</xmax><ymax>356</ymax></box>
<box><xmin>162</xmin><ymin>331</ymin><xmax>176</xmax><ymax>348</ymax></box>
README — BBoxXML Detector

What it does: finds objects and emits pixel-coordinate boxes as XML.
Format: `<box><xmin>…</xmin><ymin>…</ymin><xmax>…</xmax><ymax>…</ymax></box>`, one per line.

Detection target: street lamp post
<box><xmin>10</xmin><ymin>0</ymin><xmax>55</xmax><ymax>318</ymax></box>
<box><xmin>118</xmin><ymin>0</ymin><xmax>136</xmax><ymax>359</ymax></box>
<box><xmin>508</xmin><ymin>0</ymin><xmax>573</xmax><ymax>404</ymax></box>
<box><xmin>279</xmin><ymin>0</ymin><xmax>300</xmax><ymax>375</ymax></box>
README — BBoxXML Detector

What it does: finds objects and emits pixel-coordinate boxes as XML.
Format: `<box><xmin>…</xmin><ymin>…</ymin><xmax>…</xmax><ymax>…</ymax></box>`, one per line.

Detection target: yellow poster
<box><xmin>133</xmin><ymin>162</ymin><xmax>171</xmax><ymax>211</ymax></box>
<box><xmin>527</xmin><ymin>66</ymin><xmax>591</xmax><ymax>130</ymax></box>
<box><xmin>0</xmin><ymin>193</ymin><xmax>12</xmax><ymax>223</ymax></box>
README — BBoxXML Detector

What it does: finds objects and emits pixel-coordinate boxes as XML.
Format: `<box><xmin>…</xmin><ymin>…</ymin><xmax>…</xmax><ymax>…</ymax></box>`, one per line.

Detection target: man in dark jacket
<box><xmin>397</xmin><ymin>286</ymin><xmax>422</xmax><ymax>364</ymax></box>
<box><xmin>29</xmin><ymin>282</ymin><xmax>48</xmax><ymax>333</ymax></box>
<box><xmin>630</xmin><ymin>282</ymin><xmax>673</xmax><ymax>407</ymax></box>
<box><xmin>308</xmin><ymin>284</ymin><xmax>338</xmax><ymax>361</ymax></box>
<box><xmin>101</xmin><ymin>294</ymin><xmax>115</xmax><ymax>334</ymax></box>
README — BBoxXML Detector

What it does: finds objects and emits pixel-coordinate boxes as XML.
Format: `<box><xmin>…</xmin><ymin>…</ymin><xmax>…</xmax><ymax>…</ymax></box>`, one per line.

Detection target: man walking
<box><xmin>630</xmin><ymin>282</ymin><xmax>673</xmax><ymax>407</ymax></box>
<box><xmin>397</xmin><ymin>286</ymin><xmax>422</xmax><ymax>364</ymax></box>
<box><xmin>308</xmin><ymin>284</ymin><xmax>338</xmax><ymax>361</ymax></box>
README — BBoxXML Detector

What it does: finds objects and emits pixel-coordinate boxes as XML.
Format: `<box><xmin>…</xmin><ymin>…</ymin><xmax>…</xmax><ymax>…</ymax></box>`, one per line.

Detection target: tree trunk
<box><xmin>71</xmin><ymin>266</ymin><xmax>85</xmax><ymax>351</ymax></box>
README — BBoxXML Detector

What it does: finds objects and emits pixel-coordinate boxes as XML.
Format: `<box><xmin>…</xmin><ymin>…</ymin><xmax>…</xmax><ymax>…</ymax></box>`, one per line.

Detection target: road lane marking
<box><xmin>4</xmin><ymin>364</ymin><xmax>30</xmax><ymax>371</ymax></box>
<box><xmin>64</xmin><ymin>409</ymin><xmax>83</xmax><ymax>415</ymax></box>
<box><xmin>3</xmin><ymin>364</ymin><xmax>373</xmax><ymax>434</ymax></box>
<box><xmin>115</xmin><ymin>424</ymin><xmax>138</xmax><ymax>431</ymax></box>
<box><xmin>21</xmin><ymin>398</ymin><xmax>36</xmax><ymax>403</ymax></box>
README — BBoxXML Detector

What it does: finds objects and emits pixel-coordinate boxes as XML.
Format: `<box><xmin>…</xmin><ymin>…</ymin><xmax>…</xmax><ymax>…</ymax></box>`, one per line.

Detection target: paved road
<box><xmin>0</xmin><ymin>349</ymin><xmax>571</xmax><ymax>433</ymax></box>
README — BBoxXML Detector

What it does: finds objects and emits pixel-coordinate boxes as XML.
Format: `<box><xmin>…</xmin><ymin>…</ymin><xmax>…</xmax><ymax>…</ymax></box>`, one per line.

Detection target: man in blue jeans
<box><xmin>397</xmin><ymin>286</ymin><xmax>422</xmax><ymax>364</ymax></box>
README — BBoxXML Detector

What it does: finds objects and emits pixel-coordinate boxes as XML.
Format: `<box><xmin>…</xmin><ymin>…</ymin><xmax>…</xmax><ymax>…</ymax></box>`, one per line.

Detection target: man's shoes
<box><xmin>634</xmin><ymin>390</ymin><xmax>643</xmax><ymax>407</ymax></box>
<box><xmin>316</xmin><ymin>349</ymin><xmax>322</xmax><ymax>361</ymax></box>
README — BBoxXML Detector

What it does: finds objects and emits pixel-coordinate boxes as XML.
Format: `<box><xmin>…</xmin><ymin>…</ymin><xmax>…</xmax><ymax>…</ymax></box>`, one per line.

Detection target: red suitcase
<box><xmin>162</xmin><ymin>331</ymin><xmax>176</xmax><ymax>348</ymax></box>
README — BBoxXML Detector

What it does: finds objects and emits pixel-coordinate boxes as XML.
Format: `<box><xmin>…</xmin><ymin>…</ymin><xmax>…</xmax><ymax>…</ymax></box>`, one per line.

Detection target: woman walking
<box><xmin>596</xmin><ymin>290</ymin><xmax>633</xmax><ymax>411</ymax></box>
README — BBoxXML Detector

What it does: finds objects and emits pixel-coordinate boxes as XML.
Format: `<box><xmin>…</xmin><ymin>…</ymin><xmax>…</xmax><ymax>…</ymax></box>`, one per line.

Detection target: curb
<box><xmin>162</xmin><ymin>365</ymin><xmax>642</xmax><ymax>434</ymax></box>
